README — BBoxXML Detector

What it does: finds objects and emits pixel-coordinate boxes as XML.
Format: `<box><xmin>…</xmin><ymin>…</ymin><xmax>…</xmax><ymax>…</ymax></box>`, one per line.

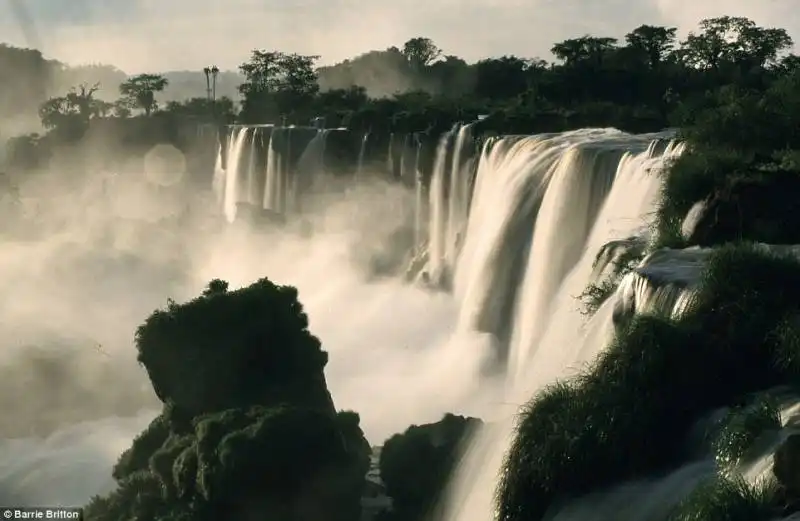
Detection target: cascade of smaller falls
<box><xmin>215</xmin><ymin>124</ymin><xmax>348</xmax><ymax>220</ymax></box>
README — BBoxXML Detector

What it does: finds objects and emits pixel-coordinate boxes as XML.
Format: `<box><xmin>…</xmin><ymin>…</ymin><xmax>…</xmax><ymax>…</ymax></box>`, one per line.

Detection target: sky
<box><xmin>0</xmin><ymin>0</ymin><xmax>797</xmax><ymax>73</ymax></box>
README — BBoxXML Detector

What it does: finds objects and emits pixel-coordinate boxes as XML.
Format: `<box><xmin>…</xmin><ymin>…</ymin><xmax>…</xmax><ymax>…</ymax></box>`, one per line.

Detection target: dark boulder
<box><xmin>685</xmin><ymin>171</ymin><xmax>800</xmax><ymax>247</ymax></box>
<box><xmin>774</xmin><ymin>433</ymin><xmax>800</xmax><ymax>496</ymax></box>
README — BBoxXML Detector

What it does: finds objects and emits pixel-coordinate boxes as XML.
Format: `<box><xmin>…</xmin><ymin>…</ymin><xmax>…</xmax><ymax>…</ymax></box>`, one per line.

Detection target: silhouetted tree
<box><xmin>119</xmin><ymin>73</ymin><xmax>169</xmax><ymax>115</ymax></box>
<box><xmin>402</xmin><ymin>37</ymin><xmax>442</xmax><ymax>68</ymax></box>
<box><xmin>238</xmin><ymin>50</ymin><xmax>320</xmax><ymax>123</ymax></box>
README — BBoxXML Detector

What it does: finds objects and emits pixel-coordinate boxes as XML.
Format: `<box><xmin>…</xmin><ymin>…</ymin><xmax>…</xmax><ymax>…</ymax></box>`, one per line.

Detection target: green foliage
<box><xmin>677</xmin><ymin>16</ymin><xmax>792</xmax><ymax>70</ymax></box>
<box><xmin>120</xmin><ymin>73</ymin><xmax>169</xmax><ymax>116</ymax></box>
<box><xmin>238</xmin><ymin>51</ymin><xmax>320</xmax><ymax>123</ymax></box>
<box><xmin>580</xmin><ymin>238</ymin><xmax>646</xmax><ymax>315</ymax></box>
<box><xmin>86</xmin><ymin>278</ymin><xmax>369</xmax><ymax>521</ymax></box>
<box><xmin>380</xmin><ymin>413</ymin><xmax>482</xmax><ymax>521</ymax></box>
<box><xmin>135</xmin><ymin>278</ymin><xmax>332</xmax><ymax>416</ymax></box>
<box><xmin>402</xmin><ymin>38</ymin><xmax>442</xmax><ymax>68</ymax></box>
<box><xmin>579</xmin><ymin>278</ymin><xmax>620</xmax><ymax>316</ymax></box>
<box><xmin>163</xmin><ymin>96</ymin><xmax>236</xmax><ymax>123</ymax></box>
<box><xmin>667</xmin><ymin>476</ymin><xmax>782</xmax><ymax>521</ymax></box>
<box><xmin>113</xmin><ymin>413</ymin><xmax>171</xmax><ymax>480</ymax></box>
<box><xmin>497</xmin><ymin>244</ymin><xmax>800</xmax><ymax>521</ymax></box>
<box><xmin>37</xmin><ymin>83</ymin><xmax>108</xmax><ymax>140</ymax></box>
<box><xmin>713</xmin><ymin>397</ymin><xmax>782</xmax><ymax>468</ymax></box>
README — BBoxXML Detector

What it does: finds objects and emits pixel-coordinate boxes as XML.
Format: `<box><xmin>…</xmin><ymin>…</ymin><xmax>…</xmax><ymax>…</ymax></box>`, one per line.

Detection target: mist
<box><xmin>0</xmin><ymin>144</ymin><xmax>497</xmax><ymax>506</ymax></box>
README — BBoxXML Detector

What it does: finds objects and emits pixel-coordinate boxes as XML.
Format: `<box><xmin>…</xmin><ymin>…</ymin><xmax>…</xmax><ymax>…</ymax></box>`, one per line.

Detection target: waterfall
<box><xmin>426</xmin><ymin>124</ymin><xmax>475</xmax><ymax>285</ymax></box>
<box><xmin>245</xmin><ymin>129</ymin><xmax>258</xmax><ymax>206</ymax></box>
<box><xmin>212</xmin><ymin>144</ymin><xmax>224</xmax><ymax>207</ymax></box>
<box><xmin>414</xmin><ymin>136</ymin><xmax>428</xmax><ymax>249</ymax></box>
<box><xmin>356</xmin><ymin>133</ymin><xmax>368</xmax><ymax>177</ymax></box>
<box><xmin>440</xmin><ymin>129</ymin><xmax>685</xmax><ymax>521</ymax></box>
<box><xmin>263</xmin><ymin>129</ymin><xmax>283</xmax><ymax>213</ymax></box>
<box><xmin>293</xmin><ymin>129</ymin><xmax>331</xmax><ymax>205</ymax></box>
<box><xmin>222</xmin><ymin>127</ymin><xmax>250</xmax><ymax>223</ymax></box>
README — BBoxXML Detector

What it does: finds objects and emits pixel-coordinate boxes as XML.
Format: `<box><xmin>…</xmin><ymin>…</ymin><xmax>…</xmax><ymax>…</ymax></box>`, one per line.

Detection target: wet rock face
<box><xmin>685</xmin><ymin>173</ymin><xmax>800</xmax><ymax>247</ymax></box>
<box><xmin>774</xmin><ymin>434</ymin><xmax>800</xmax><ymax>495</ymax></box>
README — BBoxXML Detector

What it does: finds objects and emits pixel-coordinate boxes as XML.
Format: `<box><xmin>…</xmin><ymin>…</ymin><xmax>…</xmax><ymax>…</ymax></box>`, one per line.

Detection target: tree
<box><xmin>473</xmin><ymin>56</ymin><xmax>542</xmax><ymax>101</ymax></box>
<box><xmin>119</xmin><ymin>73</ymin><xmax>169</xmax><ymax>116</ymax></box>
<box><xmin>38</xmin><ymin>83</ymin><xmax>103</xmax><ymax>138</ymax></box>
<box><xmin>402</xmin><ymin>37</ymin><xmax>442</xmax><ymax>68</ymax></box>
<box><xmin>551</xmin><ymin>36</ymin><xmax>618</xmax><ymax>66</ymax></box>
<box><xmin>624</xmin><ymin>25</ymin><xmax>677</xmax><ymax>68</ymax></box>
<box><xmin>164</xmin><ymin>96</ymin><xmax>236</xmax><ymax>122</ymax></box>
<box><xmin>678</xmin><ymin>16</ymin><xmax>793</xmax><ymax>70</ymax></box>
<box><xmin>238</xmin><ymin>51</ymin><xmax>320</xmax><ymax>123</ymax></box>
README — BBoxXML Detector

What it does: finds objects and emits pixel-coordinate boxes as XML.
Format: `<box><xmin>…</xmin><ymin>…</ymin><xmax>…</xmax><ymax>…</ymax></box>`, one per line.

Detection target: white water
<box><xmin>263</xmin><ymin>128</ymin><xmax>283</xmax><ymax>212</ymax></box>
<box><xmin>0</xmin><ymin>130</ymin><xmax>493</xmax><ymax>507</ymax></box>
<box><xmin>445</xmin><ymin>130</ymin><xmax>686</xmax><ymax>521</ymax></box>
<box><xmin>222</xmin><ymin>126</ymin><xmax>249</xmax><ymax>223</ymax></box>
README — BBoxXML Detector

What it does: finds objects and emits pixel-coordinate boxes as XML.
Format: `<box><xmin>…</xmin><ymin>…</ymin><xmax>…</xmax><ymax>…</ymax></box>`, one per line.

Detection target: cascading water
<box><xmin>356</xmin><ymin>133</ymin><xmax>369</xmax><ymax>177</ymax></box>
<box><xmin>245</xmin><ymin>128</ymin><xmax>258</xmax><ymax>206</ymax></box>
<box><xmin>222</xmin><ymin>126</ymin><xmax>250</xmax><ymax>223</ymax></box>
<box><xmin>263</xmin><ymin>128</ymin><xmax>284</xmax><ymax>213</ymax></box>
<box><xmin>426</xmin><ymin>124</ymin><xmax>476</xmax><ymax>286</ymax></box>
<box><xmin>435</xmin><ymin>129</ymin><xmax>688</xmax><ymax>521</ymax></box>
<box><xmin>8</xmin><ymin>119</ymin><xmax>797</xmax><ymax>521</ymax></box>
<box><xmin>212</xmin><ymin>144</ymin><xmax>224</xmax><ymax>207</ymax></box>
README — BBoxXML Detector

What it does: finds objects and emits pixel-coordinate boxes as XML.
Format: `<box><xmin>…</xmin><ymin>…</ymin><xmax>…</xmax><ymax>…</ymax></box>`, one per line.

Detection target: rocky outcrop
<box><xmin>684</xmin><ymin>172</ymin><xmax>800</xmax><ymax>247</ymax></box>
<box><xmin>84</xmin><ymin>279</ymin><xmax>369</xmax><ymax>521</ymax></box>
<box><xmin>774</xmin><ymin>434</ymin><xmax>800</xmax><ymax>495</ymax></box>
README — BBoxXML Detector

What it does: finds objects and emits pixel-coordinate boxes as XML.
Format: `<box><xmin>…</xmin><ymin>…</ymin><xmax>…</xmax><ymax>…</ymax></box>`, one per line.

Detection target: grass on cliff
<box><xmin>497</xmin><ymin>243</ymin><xmax>800</xmax><ymax>521</ymax></box>
<box><xmin>579</xmin><ymin>238</ymin><xmax>645</xmax><ymax>316</ymax></box>
<box><xmin>712</xmin><ymin>397</ymin><xmax>782</xmax><ymax>469</ymax></box>
<box><xmin>667</xmin><ymin>476</ymin><xmax>783</xmax><ymax>521</ymax></box>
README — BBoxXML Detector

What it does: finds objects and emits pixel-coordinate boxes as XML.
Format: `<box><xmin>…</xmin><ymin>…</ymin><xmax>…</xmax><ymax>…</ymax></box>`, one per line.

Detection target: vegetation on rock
<box><xmin>379</xmin><ymin>414</ymin><xmax>482</xmax><ymax>521</ymax></box>
<box><xmin>84</xmin><ymin>279</ymin><xmax>370</xmax><ymax>521</ymax></box>
<box><xmin>500</xmin><ymin>244</ymin><xmax>800</xmax><ymax>521</ymax></box>
<box><xmin>712</xmin><ymin>397</ymin><xmax>782</xmax><ymax>469</ymax></box>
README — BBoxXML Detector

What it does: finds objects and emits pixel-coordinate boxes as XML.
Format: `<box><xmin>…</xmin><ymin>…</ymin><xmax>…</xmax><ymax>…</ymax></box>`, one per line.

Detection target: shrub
<box><xmin>713</xmin><ymin>397</ymin><xmax>782</xmax><ymax>469</ymax></box>
<box><xmin>667</xmin><ymin>476</ymin><xmax>782</xmax><ymax>521</ymax></box>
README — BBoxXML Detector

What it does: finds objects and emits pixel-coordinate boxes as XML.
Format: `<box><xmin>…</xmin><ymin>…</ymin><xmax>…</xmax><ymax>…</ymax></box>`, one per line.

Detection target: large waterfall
<box><xmin>2</xmin><ymin>122</ymin><xmax>798</xmax><ymax>521</ymax></box>
<box><xmin>411</xmin><ymin>127</ymin><xmax>684</xmax><ymax>521</ymax></box>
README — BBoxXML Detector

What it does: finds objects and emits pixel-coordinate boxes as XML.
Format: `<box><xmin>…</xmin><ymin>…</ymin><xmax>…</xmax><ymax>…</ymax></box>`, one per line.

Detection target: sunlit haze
<box><xmin>0</xmin><ymin>0</ymin><xmax>796</xmax><ymax>72</ymax></box>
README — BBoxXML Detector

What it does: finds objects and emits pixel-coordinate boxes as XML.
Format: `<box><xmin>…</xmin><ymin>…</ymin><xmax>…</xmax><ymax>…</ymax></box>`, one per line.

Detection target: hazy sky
<box><xmin>0</xmin><ymin>0</ymin><xmax>797</xmax><ymax>73</ymax></box>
